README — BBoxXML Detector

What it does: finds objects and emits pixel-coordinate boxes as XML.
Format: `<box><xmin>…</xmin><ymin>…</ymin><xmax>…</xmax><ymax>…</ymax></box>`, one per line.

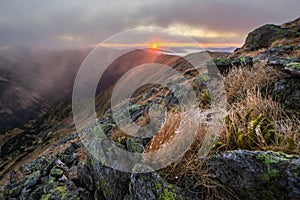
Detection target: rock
<box><xmin>207</xmin><ymin>56</ymin><xmax>253</xmax><ymax>75</ymax></box>
<box><xmin>130</xmin><ymin>108</ymin><xmax>144</xmax><ymax>122</ymax></box>
<box><xmin>86</xmin><ymin>155</ymin><xmax>131</xmax><ymax>200</ymax></box>
<box><xmin>126</xmin><ymin>164</ymin><xmax>197</xmax><ymax>200</ymax></box>
<box><xmin>4</xmin><ymin>171</ymin><xmax>40</xmax><ymax>198</ymax></box>
<box><xmin>77</xmin><ymin>165</ymin><xmax>95</xmax><ymax>192</ymax></box>
<box><xmin>50</xmin><ymin>168</ymin><xmax>64</xmax><ymax>180</ymax></box>
<box><xmin>266</xmin><ymin>56</ymin><xmax>300</xmax><ymax>77</ymax></box>
<box><xmin>24</xmin><ymin>170</ymin><xmax>40</xmax><ymax>189</ymax></box>
<box><xmin>256</xmin><ymin>53</ymin><xmax>266</xmax><ymax>60</ymax></box>
<box><xmin>285</xmin><ymin>62</ymin><xmax>300</xmax><ymax>77</ymax></box>
<box><xmin>243</xmin><ymin>24</ymin><xmax>299</xmax><ymax>51</ymax></box>
<box><xmin>22</xmin><ymin>156</ymin><xmax>48</xmax><ymax>175</ymax></box>
<box><xmin>9</xmin><ymin>170</ymin><xmax>16</xmax><ymax>184</ymax></box>
<box><xmin>265</xmin><ymin>46</ymin><xmax>294</xmax><ymax>57</ymax></box>
<box><xmin>64</xmin><ymin>142</ymin><xmax>80</xmax><ymax>155</ymax></box>
<box><xmin>29</xmin><ymin>186</ymin><xmax>43</xmax><ymax>199</ymax></box>
<box><xmin>208</xmin><ymin>150</ymin><xmax>300</xmax><ymax>200</ymax></box>
<box><xmin>270</xmin><ymin>76</ymin><xmax>300</xmax><ymax>112</ymax></box>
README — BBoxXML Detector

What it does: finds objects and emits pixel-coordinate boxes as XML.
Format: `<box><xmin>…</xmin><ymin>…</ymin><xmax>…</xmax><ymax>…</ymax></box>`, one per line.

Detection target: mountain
<box><xmin>0</xmin><ymin>47</ymin><xmax>91</xmax><ymax>131</ymax></box>
<box><xmin>0</xmin><ymin>68</ymin><xmax>50</xmax><ymax>131</ymax></box>
<box><xmin>0</xmin><ymin>18</ymin><xmax>300</xmax><ymax>199</ymax></box>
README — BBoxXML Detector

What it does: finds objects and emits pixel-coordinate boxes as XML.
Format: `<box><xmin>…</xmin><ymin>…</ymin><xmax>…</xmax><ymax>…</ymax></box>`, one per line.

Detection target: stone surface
<box><xmin>208</xmin><ymin>150</ymin><xmax>300</xmax><ymax>200</ymax></box>
<box><xmin>243</xmin><ymin>24</ymin><xmax>299</xmax><ymax>51</ymax></box>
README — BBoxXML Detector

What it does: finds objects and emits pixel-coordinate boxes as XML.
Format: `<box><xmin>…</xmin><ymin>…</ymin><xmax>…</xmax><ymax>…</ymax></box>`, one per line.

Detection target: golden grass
<box><xmin>223</xmin><ymin>63</ymin><xmax>280</xmax><ymax>103</ymax></box>
<box><xmin>271</xmin><ymin>37</ymin><xmax>300</xmax><ymax>47</ymax></box>
<box><xmin>145</xmin><ymin>112</ymin><xmax>181</xmax><ymax>152</ymax></box>
<box><xmin>218</xmin><ymin>88</ymin><xmax>300</xmax><ymax>154</ymax></box>
<box><xmin>144</xmin><ymin>110</ymin><xmax>237</xmax><ymax>199</ymax></box>
<box><xmin>290</xmin><ymin>49</ymin><xmax>300</xmax><ymax>58</ymax></box>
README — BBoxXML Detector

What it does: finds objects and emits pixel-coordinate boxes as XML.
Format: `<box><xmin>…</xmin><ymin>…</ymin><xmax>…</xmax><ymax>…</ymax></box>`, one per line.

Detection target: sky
<box><xmin>0</xmin><ymin>0</ymin><xmax>299</xmax><ymax>49</ymax></box>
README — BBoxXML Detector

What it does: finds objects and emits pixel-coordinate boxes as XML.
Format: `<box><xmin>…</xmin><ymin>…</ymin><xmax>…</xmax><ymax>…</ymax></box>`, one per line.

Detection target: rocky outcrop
<box><xmin>232</xmin><ymin>17</ymin><xmax>300</xmax><ymax>57</ymax></box>
<box><xmin>207</xmin><ymin>56</ymin><xmax>253</xmax><ymax>75</ymax></box>
<box><xmin>243</xmin><ymin>24</ymin><xmax>299</xmax><ymax>51</ymax></box>
<box><xmin>208</xmin><ymin>151</ymin><xmax>300</xmax><ymax>200</ymax></box>
<box><xmin>84</xmin><ymin>156</ymin><xmax>195</xmax><ymax>200</ymax></box>
<box><xmin>81</xmin><ymin>150</ymin><xmax>300</xmax><ymax>200</ymax></box>
<box><xmin>251</xmin><ymin>44</ymin><xmax>300</xmax><ymax>112</ymax></box>
<box><xmin>0</xmin><ymin>140</ymin><xmax>95</xmax><ymax>200</ymax></box>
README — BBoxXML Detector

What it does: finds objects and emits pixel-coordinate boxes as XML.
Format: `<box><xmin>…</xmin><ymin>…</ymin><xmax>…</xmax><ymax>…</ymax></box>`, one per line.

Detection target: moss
<box><xmin>257</xmin><ymin>153</ymin><xmax>278</xmax><ymax>165</ymax></box>
<box><xmin>41</xmin><ymin>194</ymin><xmax>51</xmax><ymax>200</ymax></box>
<box><xmin>199</xmin><ymin>89</ymin><xmax>211</xmax><ymax>108</ymax></box>
<box><xmin>156</xmin><ymin>183</ymin><xmax>178</xmax><ymax>200</ymax></box>
<box><xmin>256</xmin><ymin>152</ymin><xmax>290</xmax><ymax>165</ymax></box>
<box><xmin>8</xmin><ymin>189</ymin><xmax>13</xmax><ymax>195</ymax></box>
<box><xmin>55</xmin><ymin>186</ymin><xmax>66</xmax><ymax>194</ymax></box>
<box><xmin>262</xmin><ymin>169</ymin><xmax>280</xmax><ymax>182</ymax></box>
<box><xmin>162</xmin><ymin>187</ymin><xmax>177</xmax><ymax>200</ymax></box>
<box><xmin>217</xmin><ymin>57</ymin><xmax>229</xmax><ymax>62</ymax></box>
<box><xmin>240</xmin><ymin>57</ymin><xmax>246</xmax><ymax>62</ymax></box>
<box><xmin>50</xmin><ymin>168</ymin><xmax>63</xmax><ymax>177</ymax></box>
<box><xmin>195</xmin><ymin>74</ymin><xmax>211</xmax><ymax>84</ymax></box>
<box><xmin>95</xmin><ymin>181</ymin><xmax>101</xmax><ymax>191</ymax></box>
<box><xmin>49</xmin><ymin>176</ymin><xmax>55</xmax><ymax>183</ymax></box>
<box><xmin>101</xmin><ymin>178</ymin><xmax>111</xmax><ymax>196</ymax></box>
<box><xmin>129</xmin><ymin>104</ymin><xmax>142</xmax><ymax>111</ymax></box>
<box><xmin>127</xmin><ymin>138</ymin><xmax>144</xmax><ymax>153</ymax></box>
<box><xmin>286</xmin><ymin>62</ymin><xmax>300</xmax><ymax>70</ymax></box>
<box><xmin>156</xmin><ymin>183</ymin><xmax>162</xmax><ymax>190</ymax></box>
<box><xmin>87</xmin><ymin>153</ymin><xmax>95</xmax><ymax>168</ymax></box>
<box><xmin>117</xmin><ymin>135</ymin><xmax>127</xmax><ymax>144</ymax></box>
<box><xmin>24</xmin><ymin>170</ymin><xmax>40</xmax><ymax>186</ymax></box>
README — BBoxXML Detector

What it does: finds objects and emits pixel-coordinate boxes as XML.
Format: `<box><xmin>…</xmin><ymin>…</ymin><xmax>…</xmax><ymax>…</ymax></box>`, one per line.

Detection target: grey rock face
<box><xmin>208</xmin><ymin>150</ymin><xmax>300</xmax><ymax>200</ymax></box>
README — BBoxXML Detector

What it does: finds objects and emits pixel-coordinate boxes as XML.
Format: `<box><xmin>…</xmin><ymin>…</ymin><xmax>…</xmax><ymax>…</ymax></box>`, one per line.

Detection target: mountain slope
<box><xmin>0</xmin><ymin>18</ymin><xmax>299</xmax><ymax>199</ymax></box>
<box><xmin>0</xmin><ymin>69</ymin><xmax>50</xmax><ymax>131</ymax></box>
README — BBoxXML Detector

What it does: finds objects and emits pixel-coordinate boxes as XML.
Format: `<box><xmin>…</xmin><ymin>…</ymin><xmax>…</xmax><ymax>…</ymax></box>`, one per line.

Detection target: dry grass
<box><xmin>271</xmin><ymin>37</ymin><xmax>300</xmax><ymax>47</ymax></box>
<box><xmin>290</xmin><ymin>49</ymin><xmax>300</xmax><ymax>58</ymax></box>
<box><xmin>223</xmin><ymin>63</ymin><xmax>279</xmax><ymax>103</ymax></box>
<box><xmin>230</xmin><ymin>48</ymin><xmax>267</xmax><ymax>58</ymax></box>
<box><xmin>144</xmin><ymin>110</ymin><xmax>237</xmax><ymax>199</ymax></box>
<box><xmin>218</xmin><ymin>89</ymin><xmax>300</xmax><ymax>154</ymax></box>
<box><xmin>145</xmin><ymin>112</ymin><xmax>181</xmax><ymax>152</ymax></box>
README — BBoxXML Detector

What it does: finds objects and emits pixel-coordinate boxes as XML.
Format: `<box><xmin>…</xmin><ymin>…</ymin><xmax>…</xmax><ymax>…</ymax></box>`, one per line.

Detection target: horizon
<box><xmin>0</xmin><ymin>0</ymin><xmax>299</xmax><ymax>50</ymax></box>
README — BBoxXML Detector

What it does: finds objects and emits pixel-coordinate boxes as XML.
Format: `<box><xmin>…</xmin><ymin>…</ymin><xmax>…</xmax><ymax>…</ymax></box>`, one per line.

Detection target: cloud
<box><xmin>0</xmin><ymin>0</ymin><xmax>299</xmax><ymax>48</ymax></box>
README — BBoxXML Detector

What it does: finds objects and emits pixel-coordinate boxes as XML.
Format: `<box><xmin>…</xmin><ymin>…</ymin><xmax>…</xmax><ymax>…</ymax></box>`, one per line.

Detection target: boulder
<box><xmin>207</xmin><ymin>56</ymin><xmax>253</xmax><ymax>75</ymax></box>
<box><xmin>243</xmin><ymin>24</ymin><xmax>299</xmax><ymax>51</ymax></box>
<box><xmin>208</xmin><ymin>150</ymin><xmax>300</xmax><ymax>200</ymax></box>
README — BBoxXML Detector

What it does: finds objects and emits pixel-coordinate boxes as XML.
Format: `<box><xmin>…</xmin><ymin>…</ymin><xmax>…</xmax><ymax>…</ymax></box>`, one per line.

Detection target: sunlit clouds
<box><xmin>0</xmin><ymin>0</ymin><xmax>298</xmax><ymax>48</ymax></box>
<box><xmin>55</xmin><ymin>35</ymin><xmax>83</xmax><ymax>42</ymax></box>
<box><xmin>168</xmin><ymin>23</ymin><xmax>239</xmax><ymax>39</ymax></box>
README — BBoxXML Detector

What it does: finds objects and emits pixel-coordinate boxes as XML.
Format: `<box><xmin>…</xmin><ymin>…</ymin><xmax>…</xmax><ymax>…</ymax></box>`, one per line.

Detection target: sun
<box><xmin>151</xmin><ymin>42</ymin><xmax>159</xmax><ymax>50</ymax></box>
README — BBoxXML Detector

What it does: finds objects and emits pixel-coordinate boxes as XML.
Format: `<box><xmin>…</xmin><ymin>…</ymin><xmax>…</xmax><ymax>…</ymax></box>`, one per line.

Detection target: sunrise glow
<box><xmin>151</xmin><ymin>42</ymin><xmax>159</xmax><ymax>50</ymax></box>
<box><xmin>96</xmin><ymin>42</ymin><xmax>242</xmax><ymax>48</ymax></box>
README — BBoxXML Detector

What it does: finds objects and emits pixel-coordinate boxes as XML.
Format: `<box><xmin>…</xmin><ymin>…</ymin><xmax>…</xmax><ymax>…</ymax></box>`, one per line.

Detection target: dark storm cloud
<box><xmin>0</xmin><ymin>0</ymin><xmax>299</xmax><ymax>48</ymax></box>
